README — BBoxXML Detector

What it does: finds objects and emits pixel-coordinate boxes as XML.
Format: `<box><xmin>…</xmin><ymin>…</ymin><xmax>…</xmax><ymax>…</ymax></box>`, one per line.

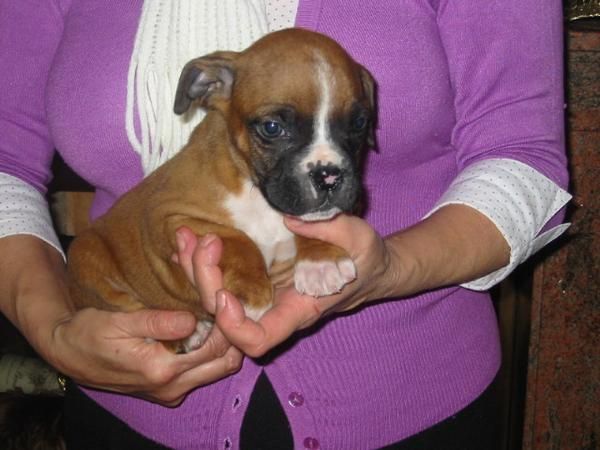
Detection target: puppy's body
<box><xmin>67</xmin><ymin>29</ymin><xmax>375</xmax><ymax>352</ymax></box>
<box><xmin>69</xmin><ymin>114</ymin><xmax>284</xmax><ymax>318</ymax></box>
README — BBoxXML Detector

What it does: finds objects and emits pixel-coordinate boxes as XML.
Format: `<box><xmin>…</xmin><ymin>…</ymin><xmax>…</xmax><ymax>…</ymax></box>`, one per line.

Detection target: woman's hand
<box><xmin>50</xmin><ymin>307</ymin><xmax>241</xmax><ymax>406</ymax></box>
<box><xmin>175</xmin><ymin>214</ymin><xmax>399</xmax><ymax>358</ymax></box>
<box><xmin>176</xmin><ymin>204</ymin><xmax>510</xmax><ymax>360</ymax></box>
<box><xmin>0</xmin><ymin>235</ymin><xmax>242</xmax><ymax>407</ymax></box>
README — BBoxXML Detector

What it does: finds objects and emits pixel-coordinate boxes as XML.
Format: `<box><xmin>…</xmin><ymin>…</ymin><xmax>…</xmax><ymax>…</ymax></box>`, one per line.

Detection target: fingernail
<box><xmin>216</xmin><ymin>291</ymin><xmax>228</xmax><ymax>313</ymax></box>
<box><xmin>200</xmin><ymin>233</ymin><xmax>216</xmax><ymax>248</ymax></box>
<box><xmin>175</xmin><ymin>230</ymin><xmax>186</xmax><ymax>252</ymax></box>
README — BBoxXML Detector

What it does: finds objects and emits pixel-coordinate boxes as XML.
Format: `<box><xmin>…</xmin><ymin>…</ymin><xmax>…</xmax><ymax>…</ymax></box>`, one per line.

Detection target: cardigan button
<box><xmin>232</xmin><ymin>394</ymin><xmax>242</xmax><ymax>411</ymax></box>
<box><xmin>303</xmin><ymin>437</ymin><xmax>320</xmax><ymax>449</ymax></box>
<box><xmin>288</xmin><ymin>391</ymin><xmax>305</xmax><ymax>407</ymax></box>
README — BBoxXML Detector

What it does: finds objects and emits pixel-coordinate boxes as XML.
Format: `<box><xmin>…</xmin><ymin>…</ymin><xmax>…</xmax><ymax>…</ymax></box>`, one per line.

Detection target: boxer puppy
<box><xmin>67</xmin><ymin>28</ymin><xmax>376</xmax><ymax>353</ymax></box>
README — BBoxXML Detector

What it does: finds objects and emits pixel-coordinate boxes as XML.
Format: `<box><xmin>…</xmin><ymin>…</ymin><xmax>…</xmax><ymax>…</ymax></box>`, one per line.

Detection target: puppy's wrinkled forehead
<box><xmin>231</xmin><ymin>30</ymin><xmax>365</xmax><ymax>115</ymax></box>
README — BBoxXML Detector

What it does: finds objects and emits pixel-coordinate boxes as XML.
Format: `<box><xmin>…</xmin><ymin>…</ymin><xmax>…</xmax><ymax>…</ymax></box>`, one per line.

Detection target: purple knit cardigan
<box><xmin>0</xmin><ymin>0</ymin><xmax>568</xmax><ymax>448</ymax></box>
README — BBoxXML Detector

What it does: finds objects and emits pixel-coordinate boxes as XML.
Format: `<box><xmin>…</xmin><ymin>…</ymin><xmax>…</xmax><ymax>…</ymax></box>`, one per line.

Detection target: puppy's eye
<box><xmin>351</xmin><ymin>114</ymin><xmax>368</xmax><ymax>132</ymax></box>
<box><xmin>258</xmin><ymin>120</ymin><xmax>284</xmax><ymax>139</ymax></box>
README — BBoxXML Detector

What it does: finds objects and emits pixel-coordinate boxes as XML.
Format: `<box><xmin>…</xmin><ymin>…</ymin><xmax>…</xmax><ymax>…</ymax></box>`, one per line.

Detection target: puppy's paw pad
<box><xmin>294</xmin><ymin>258</ymin><xmax>356</xmax><ymax>297</ymax></box>
<box><xmin>182</xmin><ymin>320</ymin><xmax>214</xmax><ymax>353</ymax></box>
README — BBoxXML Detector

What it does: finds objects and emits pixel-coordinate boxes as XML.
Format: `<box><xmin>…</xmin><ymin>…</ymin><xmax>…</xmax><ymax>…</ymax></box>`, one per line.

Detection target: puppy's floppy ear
<box><xmin>359</xmin><ymin>66</ymin><xmax>377</xmax><ymax>148</ymax></box>
<box><xmin>174</xmin><ymin>51</ymin><xmax>238</xmax><ymax>115</ymax></box>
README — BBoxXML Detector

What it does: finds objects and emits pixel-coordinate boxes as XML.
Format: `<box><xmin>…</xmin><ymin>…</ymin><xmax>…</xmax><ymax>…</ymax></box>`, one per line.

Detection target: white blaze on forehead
<box><xmin>224</xmin><ymin>180</ymin><xmax>296</xmax><ymax>268</ymax></box>
<box><xmin>300</xmin><ymin>52</ymin><xmax>344</xmax><ymax>172</ymax></box>
<box><xmin>314</xmin><ymin>53</ymin><xmax>334</xmax><ymax>150</ymax></box>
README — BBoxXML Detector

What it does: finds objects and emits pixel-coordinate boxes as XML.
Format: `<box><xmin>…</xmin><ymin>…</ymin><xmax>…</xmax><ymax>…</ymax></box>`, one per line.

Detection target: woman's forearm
<box><xmin>384</xmin><ymin>204</ymin><xmax>511</xmax><ymax>297</ymax></box>
<box><xmin>0</xmin><ymin>235</ymin><xmax>72</xmax><ymax>360</ymax></box>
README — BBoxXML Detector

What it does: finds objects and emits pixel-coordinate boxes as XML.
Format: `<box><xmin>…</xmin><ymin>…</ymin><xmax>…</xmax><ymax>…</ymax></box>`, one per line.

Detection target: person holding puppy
<box><xmin>0</xmin><ymin>1</ymin><xmax>570</xmax><ymax>449</ymax></box>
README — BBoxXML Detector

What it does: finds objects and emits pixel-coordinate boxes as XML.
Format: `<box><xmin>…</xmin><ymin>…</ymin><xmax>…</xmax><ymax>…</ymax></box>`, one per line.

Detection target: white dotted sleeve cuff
<box><xmin>425</xmin><ymin>158</ymin><xmax>571</xmax><ymax>291</ymax></box>
<box><xmin>0</xmin><ymin>172</ymin><xmax>66</xmax><ymax>261</ymax></box>
<box><xmin>265</xmin><ymin>0</ymin><xmax>298</xmax><ymax>31</ymax></box>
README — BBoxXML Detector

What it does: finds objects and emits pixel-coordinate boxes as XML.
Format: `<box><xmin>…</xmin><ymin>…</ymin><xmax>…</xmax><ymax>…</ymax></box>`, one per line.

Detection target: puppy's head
<box><xmin>174</xmin><ymin>28</ymin><xmax>376</xmax><ymax>221</ymax></box>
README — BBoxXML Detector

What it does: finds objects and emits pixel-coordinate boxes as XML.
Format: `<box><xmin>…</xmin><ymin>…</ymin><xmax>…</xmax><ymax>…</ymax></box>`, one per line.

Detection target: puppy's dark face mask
<box><xmin>244</xmin><ymin>99</ymin><xmax>373</xmax><ymax>220</ymax></box>
<box><xmin>174</xmin><ymin>29</ymin><xmax>376</xmax><ymax>220</ymax></box>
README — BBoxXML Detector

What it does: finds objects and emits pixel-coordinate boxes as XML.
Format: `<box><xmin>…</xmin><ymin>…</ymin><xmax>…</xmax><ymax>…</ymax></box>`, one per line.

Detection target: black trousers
<box><xmin>63</xmin><ymin>372</ymin><xmax>501</xmax><ymax>450</ymax></box>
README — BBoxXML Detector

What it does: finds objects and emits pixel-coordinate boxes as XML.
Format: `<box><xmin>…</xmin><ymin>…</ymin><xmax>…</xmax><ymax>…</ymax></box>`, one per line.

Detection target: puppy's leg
<box><xmin>67</xmin><ymin>230</ymin><xmax>148</xmax><ymax>313</ymax></box>
<box><xmin>293</xmin><ymin>237</ymin><xmax>356</xmax><ymax>297</ymax></box>
<box><xmin>68</xmin><ymin>231</ymin><xmax>203</xmax><ymax>354</ymax></box>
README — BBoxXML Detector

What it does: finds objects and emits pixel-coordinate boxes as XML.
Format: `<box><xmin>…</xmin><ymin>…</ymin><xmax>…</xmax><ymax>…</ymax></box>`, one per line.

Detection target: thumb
<box><xmin>284</xmin><ymin>213</ymin><xmax>360</xmax><ymax>249</ymax></box>
<box><xmin>120</xmin><ymin>310</ymin><xmax>197</xmax><ymax>341</ymax></box>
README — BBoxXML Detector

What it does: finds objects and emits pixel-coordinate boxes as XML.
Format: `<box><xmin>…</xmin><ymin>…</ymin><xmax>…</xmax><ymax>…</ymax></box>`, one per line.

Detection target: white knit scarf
<box><xmin>125</xmin><ymin>0</ymin><xmax>269</xmax><ymax>175</ymax></box>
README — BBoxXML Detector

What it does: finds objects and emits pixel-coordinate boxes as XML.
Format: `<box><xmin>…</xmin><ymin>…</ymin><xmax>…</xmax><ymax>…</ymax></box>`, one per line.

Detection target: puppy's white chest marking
<box><xmin>225</xmin><ymin>181</ymin><xmax>296</xmax><ymax>267</ymax></box>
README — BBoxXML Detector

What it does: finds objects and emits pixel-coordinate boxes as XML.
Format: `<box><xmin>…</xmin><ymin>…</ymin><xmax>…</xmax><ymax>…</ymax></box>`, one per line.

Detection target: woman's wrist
<box><xmin>380</xmin><ymin>233</ymin><xmax>424</xmax><ymax>299</ymax></box>
<box><xmin>1</xmin><ymin>235</ymin><xmax>72</xmax><ymax>363</ymax></box>
<box><xmin>380</xmin><ymin>204</ymin><xmax>510</xmax><ymax>299</ymax></box>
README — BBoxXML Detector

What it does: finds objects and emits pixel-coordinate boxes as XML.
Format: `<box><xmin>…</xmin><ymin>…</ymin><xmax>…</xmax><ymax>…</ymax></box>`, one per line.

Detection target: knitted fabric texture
<box><xmin>126</xmin><ymin>0</ymin><xmax>269</xmax><ymax>175</ymax></box>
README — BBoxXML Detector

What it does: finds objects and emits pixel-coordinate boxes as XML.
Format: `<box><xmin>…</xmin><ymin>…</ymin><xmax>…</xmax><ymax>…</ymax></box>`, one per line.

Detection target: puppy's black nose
<box><xmin>309</xmin><ymin>165</ymin><xmax>343</xmax><ymax>192</ymax></box>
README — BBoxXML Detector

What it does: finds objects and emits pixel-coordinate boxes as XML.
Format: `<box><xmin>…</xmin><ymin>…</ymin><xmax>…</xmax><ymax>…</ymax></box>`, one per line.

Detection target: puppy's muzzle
<box><xmin>309</xmin><ymin>163</ymin><xmax>343</xmax><ymax>193</ymax></box>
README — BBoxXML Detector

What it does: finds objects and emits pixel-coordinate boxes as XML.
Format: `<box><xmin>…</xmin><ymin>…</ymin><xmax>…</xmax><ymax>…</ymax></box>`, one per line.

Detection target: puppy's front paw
<box><xmin>182</xmin><ymin>319</ymin><xmax>214</xmax><ymax>352</ymax></box>
<box><xmin>227</xmin><ymin>273</ymin><xmax>273</xmax><ymax>319</ymax></box>
<box><xmin>163</xmin><ymin>320</ymin><xmax>214</xmax><ymax>354</ymax></box>
<box><xmin>294</xmin><ymin>258</ymin><xmax>356</xmax><ymax>297</ymax></box>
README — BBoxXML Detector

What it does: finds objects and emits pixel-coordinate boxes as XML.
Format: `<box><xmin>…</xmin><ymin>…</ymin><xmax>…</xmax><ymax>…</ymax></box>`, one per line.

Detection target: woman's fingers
<box><xmin>112</xmin><ymin>309</ymin><xmax>197</xmax><ymax>341</ymax></box>
<box><xmin>284</xmin><ymin>213</ymin><xmax>370</xmax><ymax>255</ymax></box>
<box><xmin>51</xmin><ymin>307</ymin><xmax>241</xmax><ymax>406</ymax></box>
<box><xmin>159</xmin><ymin>345</ymin><xmax>243</xmax><ymax>404</ymax></box>
<box><xmin>174</xmin><ymin>227</ymin><xmax>224</xmax><ymax>314</ymax></box>
<box><xmin>214</xmin><ymin>287</ymin><xmax>324</xmax><ymax>358</ymax></box>
<box><xmin>170</xmin><ymin>218</ymin><xmax>387</xmax><ymax>364</ymax></box>
<box><xmin>139</xmin><ymin>325</ymin><xmax>242</xmax><ymax>405</ymax></box>
<box><xmin>191</xmin><ymin>234</ymin><xmax>225</xmax><ymax>314</ymax></box>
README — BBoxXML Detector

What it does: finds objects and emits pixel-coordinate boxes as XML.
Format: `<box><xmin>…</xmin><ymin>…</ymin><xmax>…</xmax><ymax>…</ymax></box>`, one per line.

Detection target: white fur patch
<box><xmin>225</xmin><ymin>180</ymin><xmax>296</xmax><ymax>267</ymax></box>
<box><xmin>182</xmin><ymin>319</ymin><xmax>214</xmax><ymax>352</ymax></box>
<box><xmin>105</xmin><ymin>277</ymin><xmax>141</xmax><ymax>302</ymax></box>
<box><xmin>299</xmin><ymin>207</ymin><xmax>342</xmax><ymax>222</ymax></box>
<box><xmin>244</xmin><ymin>303</ymin><xmax>270</xmax><ymax>322</ymax></box>
<box><xmin>299</xmin><ymin>52</ymin><xmax>345</xmax><ymax>172</ymax></box>
<box><xmin>294</xmin><ymin>257</ymin><xmax>356</xmax><ymax>297</ymax></box>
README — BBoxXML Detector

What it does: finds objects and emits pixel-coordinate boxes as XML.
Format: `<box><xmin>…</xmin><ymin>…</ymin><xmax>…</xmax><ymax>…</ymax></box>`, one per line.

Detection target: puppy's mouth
<box><xmin>258</xmin><ymin>165</ymin><xmax>360</xmax><ymax>220</ymax></box>
<box><xmin>298</xmin><ymin>208</ymin><xmax>342</xmax><ymax>222</ymax></box>
<box><xmin>297</xmin><ymin>198</ymin><xmax>342</xmax><ymax>222</ymax></box>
